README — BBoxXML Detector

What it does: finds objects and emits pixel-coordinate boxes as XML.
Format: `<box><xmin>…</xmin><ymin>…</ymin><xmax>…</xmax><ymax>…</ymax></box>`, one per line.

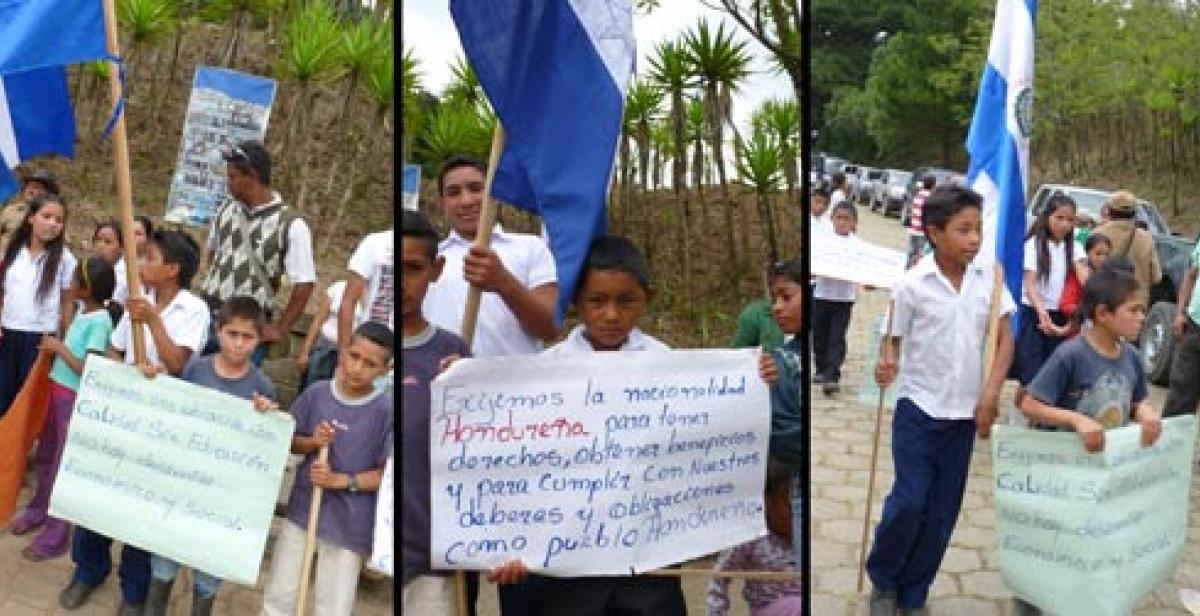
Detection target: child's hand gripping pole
<box><xmin>858</xmin><ymin>299</ymin><xmax>895</xmax><ymax>594</ymax></box>
<box><xmin>295</xmin><ymin>445</ymin><xmax>329</xmax><ymax>616</ymax></box>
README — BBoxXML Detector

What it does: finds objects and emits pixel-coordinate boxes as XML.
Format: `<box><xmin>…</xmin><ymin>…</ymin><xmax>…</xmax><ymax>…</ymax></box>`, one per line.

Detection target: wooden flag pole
<box><xmin>101</xmin><ymin>0</ymin><xmax>147</xmax><ymax>364</ymax></box>
<box><xmin>452</xmin><ymin>123</ymin><xmax>506</xmax><ymax>616</ymax></box>
<box><xmin>295</xmin><ymin>445</ymin><xmax>329</xmax><ymax>616</ymax></box>
<box><xmin>983</xmin><ymin>262</ymin><xmax>1005</xmax><ymax>383</ymax></box>
<box><xmin>459</xmin><ymin>124</ymin><xmax>508</xmax><ymax>345</ymax></box>
<box><xmin>858</xmin><ymin>299</ymin><xmax>895</xmax><ymax>594</ymax></box>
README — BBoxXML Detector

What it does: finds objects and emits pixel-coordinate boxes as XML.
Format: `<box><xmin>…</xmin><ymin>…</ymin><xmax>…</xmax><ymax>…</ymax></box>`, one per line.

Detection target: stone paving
<box><xmin>810</xmin><ymin>208</ymin><xmax>1200</xmax><ymax>615</ymax></box>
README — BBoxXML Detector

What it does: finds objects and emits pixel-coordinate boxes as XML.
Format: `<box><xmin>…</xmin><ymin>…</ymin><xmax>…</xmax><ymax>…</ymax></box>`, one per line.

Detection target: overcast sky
<box><xmin>401</xmin><ymin>0</ymin><xmax>794</xmax><ymax>135</ymax></box>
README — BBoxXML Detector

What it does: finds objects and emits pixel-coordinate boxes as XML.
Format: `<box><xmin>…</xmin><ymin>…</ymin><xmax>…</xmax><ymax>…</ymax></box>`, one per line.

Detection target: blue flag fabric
<box><xmin>450</xmin><ymin>0</ymin><xmax>635</xmax><ymax>322</ymax></box>
<box><xmin>0</xmin><ymin>67</ymin><xmax>77</xmax><ymax>202</ymax></box>
<box><xmin>0</xmin><ymin>0</ymin><xmax>108</xmax><ymax>75</ymax></box>
<box><xmin>966</xmin><ymin>0</ymin><xmax>1037</xmax><ymax>333</ymax></box>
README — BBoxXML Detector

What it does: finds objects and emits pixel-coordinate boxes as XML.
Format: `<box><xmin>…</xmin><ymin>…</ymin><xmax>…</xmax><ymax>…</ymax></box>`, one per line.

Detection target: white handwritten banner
<box><xmin>429</xmin><ymin>350</ymin><xmax>771</xmax><ymax>576</ymax></box>
<box><xmin>368</xmin><ymin>456</ymin><xmax>394</xmax><ymax>576</ymax></box>
<box><xmin>993</xmin><ymin>416</ymin><xmax>1197</xmax><ymax>616</ymax></box>
<box><xmin>811</xmin><ymin>231</ymin><xmax>906</xmax><ymax>289</ymax></box>
<box><xmin>49</xmin><ymin>357</ymin><xmax>295</xmax><ymax>586</ymax></box>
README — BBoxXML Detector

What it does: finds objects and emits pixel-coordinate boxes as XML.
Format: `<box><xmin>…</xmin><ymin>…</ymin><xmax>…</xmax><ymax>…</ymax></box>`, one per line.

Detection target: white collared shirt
<box><xmin>422</xmin><ymin>225</ymin><xmax>557</xmax><ymax>358</ymax></box>
<box><xmin>542</xmin><ymin>324</ymin><xmax>671</xmax><ymax>355</ymax></box>
<box><xmin>110</xmin><ymin>288</ymin><xmax>210</xmax><ymax>368</ymax></box>
<box><xmin>890</xmin><ymin>254</ymin><xmax>1016</xmax><ymax>420</ymax></box>
<box><xmin>1021</xmin><ymin>237</ymin><xmax>1085</xmax><ymax>308</ymax></box>
<box><xmin>1</xmin><ymin>246</ymin><xmax>77</xmax><ymax>332</ymax></box>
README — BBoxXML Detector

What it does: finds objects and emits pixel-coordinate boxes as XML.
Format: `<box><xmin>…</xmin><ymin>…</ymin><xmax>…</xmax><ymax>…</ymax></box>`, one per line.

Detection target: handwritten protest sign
<box><xmin>992</xmin><ymin>416</ymin><xmax>1197</xmax><ymax>616</ymax></box>
<box><xmin>49</xmin><ymin>357</ymin><xmax>294</xmax><ymax>586</ymax></box>
<box><xmin>165</xmin><ymin>67</ymin><xmax>276</xmax><ymax>226</ymax></box>
<box><xmin>430</xmin><ymin>350</ymin><xmax>771</xmax><ymax>576</ymax></box>
<box><xmin>368</xmin><ymin>456</ymin><xmax>394</xmax><ymax>576</ymax></box>
<box><xmin>811</xmin><ymin>232</ymin><xmax>906</xmax><ymax>289</ymax></box>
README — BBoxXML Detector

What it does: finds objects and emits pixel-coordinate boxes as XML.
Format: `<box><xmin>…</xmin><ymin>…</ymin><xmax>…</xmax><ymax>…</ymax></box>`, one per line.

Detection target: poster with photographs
<box><xmin>165</xmin><ymin>67</ymin><xmax>276</xmax><ymax>226</ymax></box>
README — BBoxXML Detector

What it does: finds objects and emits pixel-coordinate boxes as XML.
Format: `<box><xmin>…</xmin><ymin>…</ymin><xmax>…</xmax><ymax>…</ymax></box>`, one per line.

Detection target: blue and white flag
<box><xmin>0</xmin><ymin>0</ymin><xmax>109</xmax><ymax>202</ymax></box>
<box><xmin>966</xmin><ymin>0</ymin><xmax>1037</xmax><ymax>329</ymax></box>
<box><xmin>0</xmin><ymin>0</ymin><xmax>108</xmax><ymax>75</ymax></box>
<box><xmin>451</xmin><ymin>0</ymin><xmax>635</xmax><ymax>322</ymax></box>
<box><xmin>0</xmin><ymin>68</ymin><xmax>77</xmax><ymax>202</ymax></box>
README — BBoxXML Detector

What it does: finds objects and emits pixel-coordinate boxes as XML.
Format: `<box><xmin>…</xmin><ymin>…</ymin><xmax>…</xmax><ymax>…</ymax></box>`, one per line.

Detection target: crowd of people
<box><xmin>0</xmin><ymin>138</ymin><xmax>394</xmax><ymax>616</ymax></box>
<box><xmin>809</xmin><ymin>175</ymin><xmax>1189</xmax><ymax>615</ymax></box>
<box><xmin>400</xmin><ymin>155</ymin><xmax>804</xmax><ymax>616</ymax></box>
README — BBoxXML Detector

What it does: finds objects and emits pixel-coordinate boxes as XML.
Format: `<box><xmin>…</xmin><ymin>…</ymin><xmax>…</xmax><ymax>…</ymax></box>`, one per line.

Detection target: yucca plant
<box><xmin>682</xmin><ymin>18</ymin><xmax>751</xmax><ymax>296</ymax></box>
<box><xmin>205</xmin><ymin>0</ymin><xmax>280</xmax><ymax>68</ymax></box>
<box><xmin>754</xmin><ymin>98</ymin><xmax>799</xmax><ymax>198</ymax></box>
<box><xmin>277</xmin><ymin>0</ymin><xmax>344</xmax><ymax>215</ymax></box>
<box><xmin>117</xmin><ymin>0</ymin><xmax>175</xmax><ymax>95</ymax></box>
<box><xmin>736</xmin><ymin>127</ymin><xmax>784</xmax><ymax>263</ymax></box>
<box><xmin>418</xmin><ymin>101</ymin><xmax>493</xmax><ymax>167</ymax></box>
<box><xmin>400</xmin><ymin>47</ymin><xmax>420</xmax><ymax>164</ymax></box>
<box><xmin>443</xmin><ymin>55</ymin><xmax>484</xmax><ymax>111</ymax></box>
<box><xmin>332</xmin><ymin>16</ymin><xmax>390</xmax><ymax>128</ymax></box>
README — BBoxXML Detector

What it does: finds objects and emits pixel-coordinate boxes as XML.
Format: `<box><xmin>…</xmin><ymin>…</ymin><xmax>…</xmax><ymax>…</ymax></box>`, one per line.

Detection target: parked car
<box><xmin>873</xmin><ymin>169</ymin><xmax>910</xmax><ymax>216</ymax></box>
<box><xmin>900</xmin><ymin>167</ymin><xmax>960</xmax><ymax>224</ymax></box>
<box><xmin>840</xmin><ymin>163</ymin><xmax>860</xmax><ymax>195</ymax></box>
<box><xmin>1027</xmin><ymin>183</ymin><xmax>1192</xmax><ymax>385</ymax></box>
<box><xmin>856</xmin><ymin>168</ymin><xmax>884</xmax><ymax>204</ymax></box>
<box><xmin>816</xmin><ymin>155</ymin><xmax>845</xmax><ymax>188</ymax></box>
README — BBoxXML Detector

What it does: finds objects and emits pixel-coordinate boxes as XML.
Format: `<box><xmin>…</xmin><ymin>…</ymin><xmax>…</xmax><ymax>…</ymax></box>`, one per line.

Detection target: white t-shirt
<box><xmin>1021</xmin><ymin>238</ymin><xmax>1085</xmax><ymax>309</ymax></box>
<box><xmin>204</xmin><ymin>192</ymin><xmax>317</xmax><ymax>284</ymax></box>
<box><xmin>347</xmin><ymin>229</ymin><xmax>394</xmax><ymax>332</ymax></box>
<box><xmin>423</xmin><ymin>226</ymin><xmax>557</xmax><ymax>358</ymax></box>
<box><xmin>831</xmin><ymin>189</ymin><xmax>848</xmax><ymax>206</ymax></box>
<box><xmin>110</xmin><ymin>288</ymin><xmax>210</xmax><ymax>368</ymax></box>
<box><xmin>321</xmin><ymin>281</ymin><xmax>363</xmax><ymax>343</ymax></box>
<box><xmin>2</xmin><ymin>246</ymin><xmax>77</xmax><ymax>332</ymax></box>
<box><xmin>813</xmin><ymin>232</ymin><xmax>858</xmax><ymax>302</ymax></box>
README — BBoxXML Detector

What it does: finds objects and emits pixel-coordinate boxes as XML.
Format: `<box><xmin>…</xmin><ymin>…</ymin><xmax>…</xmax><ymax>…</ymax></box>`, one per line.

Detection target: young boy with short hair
<box><xmin>145</xmin><ymin>295</ymin><xmax>278</xmax><ymax>616</ymax></box>
<box><xmin>867</xmin><ymin>186</ymin><xmax>1016</xmax><ymax>616</ymax></box>
<box><xmin>260</xmin><ymin>320</ymin><xmax>394</xmax><ymax>616</ymax></box>
<box><xmin>486</xmin><ymin>236</ymin><xmax>782</xmax><ymax>615</ymax></box>
<box><xmin>60</xmin><ymin>229</ymin><xmax>212</xmax><ymax>616</ymax></box>
<box><xmin>396</xmin><ymin>209</ymin><xmax>471</xmax><ymax>614</ymax></box>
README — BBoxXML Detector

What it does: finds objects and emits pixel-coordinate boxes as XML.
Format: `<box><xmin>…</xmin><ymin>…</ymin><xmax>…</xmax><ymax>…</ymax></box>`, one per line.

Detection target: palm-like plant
<box><xmin>401</xmin><ymin>47</ymin><xmax>422</xmax><ymax>164</ymax></box>
<box><xmin>278</xmin><ymin>0</ymin><xmax>344</xmax><ymax>214</ymax></box>
<box><xmin>648</xmin><ymin>39</ymin><xmax>700</xmax><ymax>319</ymax></box>
<box><xmin>736</xmin><ymin>127</ymin><xmax>784</xmax><ymax>262</ymax></box>
<box><xmin>682</xmin><ymin>18</ymin><xmax>752</xmax><ymax>293</ymax></box>
<box><xmin>444</xmin><ymin>55</ymin><xmax>485</xmax><ymax>111</ymax></box>
<box><xmin>625</xmin><ymin>81</ymin><xmax>663</xmax><ymax>193</ymax></box>
<box><xmin>650</xmin><ymin>120</ymin><xmax>672</xmax><ymax>190</ymax></box>
<box><xmin>417</xmin><ymin>102</ymin><xmax>493</xmax><ymax>166</ymax></box>
<box><xmin>331</xmin><ymin>16</ymin><xmax>390</xmax><ymax>128</ymax></box>
<box><xmin>205</xmin><ymin>0</ymin><xmax>280</xmax><ymax>68</ymax></box>
<box><xmin>754</xmin><ymin>98</ymin><xmax>799</xmax><ymax>197</ymax></box>
<box><xmin>117</xmin><ymin>0</ymin><xmax>175</xmax><ymax>95</ymax></box>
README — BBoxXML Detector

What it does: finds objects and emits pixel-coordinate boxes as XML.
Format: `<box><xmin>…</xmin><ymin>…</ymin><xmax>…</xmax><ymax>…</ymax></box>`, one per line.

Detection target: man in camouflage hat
<box><xmin>0</xmin><ymin>168</ymin><xmax>59</xmax><ymax>254</ymax></box>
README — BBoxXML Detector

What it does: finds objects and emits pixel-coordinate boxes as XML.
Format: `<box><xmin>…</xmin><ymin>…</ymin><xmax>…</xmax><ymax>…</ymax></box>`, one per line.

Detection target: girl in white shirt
<box><xmin>1015</xmin><ymin>194</ymin><xmax>1088</xmax><ymax>389</ymax></box>
<box><xmin>0</xmin><ymin>194</ymin><xmax>76</xmax><ymax>418</ymax></box>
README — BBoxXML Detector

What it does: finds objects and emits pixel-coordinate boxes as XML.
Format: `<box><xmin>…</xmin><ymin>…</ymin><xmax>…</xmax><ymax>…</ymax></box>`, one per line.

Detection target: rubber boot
<box><xmin>145</xmin><ymin>577</ymin><xmax>174</xmax><ymax>616</ymax></box>
<box><xmin>191</xmin><ymin>590</ymin><xmax>216</xmax><ymax>616</ymax></box>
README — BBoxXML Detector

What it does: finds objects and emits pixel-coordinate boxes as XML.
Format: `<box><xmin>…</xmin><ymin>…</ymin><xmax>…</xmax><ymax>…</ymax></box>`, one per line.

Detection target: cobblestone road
<box><xmin>810</xmin><ymin>206</ymin><xmax>1200</xmax><ymax>615</ymax></box>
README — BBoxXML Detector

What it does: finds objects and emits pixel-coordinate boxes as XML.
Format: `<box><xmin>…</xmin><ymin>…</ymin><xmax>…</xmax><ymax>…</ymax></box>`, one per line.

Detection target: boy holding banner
<box><xmin>397</xmin><ymin>209</ymin><xmax>472</xmax><ymax>614</ymax></box>
<box><xmin>144</xmin><ymin>296</ymin><xmax>278</xmax><ymax>616</ymax></box>
<box><xmin>260</xmin><ymin>320</ymin><xmax>393</xmax><ymax>616</ymax></box>
<box><xmin>867</xmin><ymin>187</ymin><xmax>1015</xmax><ymax>616</ymax></box>
<box><xmin>61</xmin><ymin>229</ymin><xmax>211</xmax><ymax>615</ymax></box>
<box><xmin>486</xmin><ymin>235</ymin><xmax>782</xmax><ymax>616</ymax></box>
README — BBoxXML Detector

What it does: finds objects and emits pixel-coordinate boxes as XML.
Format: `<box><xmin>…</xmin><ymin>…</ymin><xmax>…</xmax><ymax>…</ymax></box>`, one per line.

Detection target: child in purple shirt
<box><xmin>260</xmin><ymin>321</ymin><xmax>394</xmax><ymax>616</ymax></box>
